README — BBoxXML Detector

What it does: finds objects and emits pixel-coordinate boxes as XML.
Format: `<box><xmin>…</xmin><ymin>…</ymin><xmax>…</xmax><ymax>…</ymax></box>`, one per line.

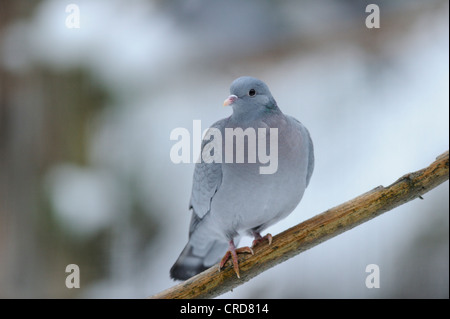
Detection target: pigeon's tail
<box><xmin>170</xmin><ymin>239</ymin><xmax>228</xmax><ymax>281</ymax></box>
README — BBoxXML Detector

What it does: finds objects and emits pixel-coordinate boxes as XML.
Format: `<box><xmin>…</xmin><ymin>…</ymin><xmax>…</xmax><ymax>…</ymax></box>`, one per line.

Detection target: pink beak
<box><xmin>223</xmin><ymin>94</ymin><xmax>238</xmax><ymax>106</ymax></box>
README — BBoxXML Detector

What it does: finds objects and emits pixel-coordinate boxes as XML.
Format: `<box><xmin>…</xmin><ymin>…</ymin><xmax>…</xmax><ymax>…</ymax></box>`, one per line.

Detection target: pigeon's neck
<box><xmin>230</xmin><ymin>107</ymin><xmax>282</xmax><ymax>126</ymax></box>
<box><xmin>232</xmin><ymin>102</ymin><xmax>280</xmax><ymax>119</ymax></box>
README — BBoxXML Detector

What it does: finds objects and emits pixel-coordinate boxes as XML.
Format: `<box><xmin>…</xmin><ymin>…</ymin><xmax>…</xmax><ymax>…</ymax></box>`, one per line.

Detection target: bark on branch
<box><xmin>150</xmin><ymin>151</ymin><xmax>449</xmax><ymax>299</ymax></box>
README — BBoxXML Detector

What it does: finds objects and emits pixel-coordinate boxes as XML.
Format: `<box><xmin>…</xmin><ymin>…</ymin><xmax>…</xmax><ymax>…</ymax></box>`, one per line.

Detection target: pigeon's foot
<box><xmin>251</xmin><ymin>233</ymin><xmax>273</xmax><ymax>248</ymax></box>
<box><xmin>219</xmin><ymin>240</ymin><xmax>253</xmax><ymax>278</ymax></box>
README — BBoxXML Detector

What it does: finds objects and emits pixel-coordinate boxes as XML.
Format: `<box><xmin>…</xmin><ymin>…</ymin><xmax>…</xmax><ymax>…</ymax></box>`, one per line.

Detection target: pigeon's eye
<box><xmin>248</xmin><ymin>89</ymin><xmax>256</xmax><ymax>97</ymax></box>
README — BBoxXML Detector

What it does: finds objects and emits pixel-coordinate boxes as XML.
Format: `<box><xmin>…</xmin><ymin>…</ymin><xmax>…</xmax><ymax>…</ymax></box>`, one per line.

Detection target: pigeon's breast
<box><xmin>209</xmin><ymin>117</ymin><xmax>310</xmax><ymax>237</ymax></box>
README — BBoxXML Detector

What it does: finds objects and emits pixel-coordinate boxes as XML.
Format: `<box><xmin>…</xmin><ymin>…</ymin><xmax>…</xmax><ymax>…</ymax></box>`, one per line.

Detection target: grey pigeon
<box><xmin>170</xmin><ymin>76</ymin><xmax>314</xmax><ymax>280</ymax></box>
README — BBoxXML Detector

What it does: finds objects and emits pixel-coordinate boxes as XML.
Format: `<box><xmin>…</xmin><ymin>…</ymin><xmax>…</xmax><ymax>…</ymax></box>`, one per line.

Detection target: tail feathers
<box><xmin>170</xmin><ymin>240</ymin><xmax>228</xmax><ymax>281</ymax></box>
<box><xmin>170</xmin><ymin>245</ymin><xmax>208</xmax><ymax>280</ymax></box>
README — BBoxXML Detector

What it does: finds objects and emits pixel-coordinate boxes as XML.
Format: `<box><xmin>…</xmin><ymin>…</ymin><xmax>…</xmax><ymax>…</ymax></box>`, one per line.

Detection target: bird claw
<box><xmin>219</xmin><ymin>246</ymin><xmax>253</xmax><ymax>278</ymax></box>
<box><xmin>218</xmin><ymin>233</ymin><xmax>272</xmax><ymax>279</ymax></box>
<box><xmin>251</xmin><ymin>233</ymin><xmax>273</xmax><ymax>248</ymax></box>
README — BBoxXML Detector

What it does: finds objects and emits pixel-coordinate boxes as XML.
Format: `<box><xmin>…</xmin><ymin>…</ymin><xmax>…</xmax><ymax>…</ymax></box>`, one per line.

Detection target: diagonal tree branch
<box><xmin>150</xmin><ymin>150</ymin><xmax>449</xmax><ymax>299</ymax></box>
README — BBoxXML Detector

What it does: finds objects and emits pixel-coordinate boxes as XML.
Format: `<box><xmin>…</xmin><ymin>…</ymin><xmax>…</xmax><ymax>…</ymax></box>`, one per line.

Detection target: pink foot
<box><xmin>251</xmin><ymin>233</ymin><xmax>273</xmax><ymax>248</ymax></box>
<box><xmin>219</xmin><ymin>240</ymin><xmax>253</xmax><ymax>278</ymax></box>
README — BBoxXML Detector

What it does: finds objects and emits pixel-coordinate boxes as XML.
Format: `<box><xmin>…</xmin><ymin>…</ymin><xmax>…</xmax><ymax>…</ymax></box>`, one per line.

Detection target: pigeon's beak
<box><xmin>223</xmin><ymin>94</ymin><xmax>238</xmax><ymax>106</ymax></box>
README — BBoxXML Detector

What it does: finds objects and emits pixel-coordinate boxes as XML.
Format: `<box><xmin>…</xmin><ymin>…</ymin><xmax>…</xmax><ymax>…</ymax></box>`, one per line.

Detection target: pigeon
<box><xmin>170</xmin><ymin>76</ymin><xmax>314</xmax><ymax>280</ymax></box>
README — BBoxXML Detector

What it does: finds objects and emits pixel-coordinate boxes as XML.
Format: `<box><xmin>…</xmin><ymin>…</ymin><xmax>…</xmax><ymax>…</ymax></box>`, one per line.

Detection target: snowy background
<box><xmin>0</xmin><ymin>0</ymin><xmax>448</xmax><ymax>298</ymax></box>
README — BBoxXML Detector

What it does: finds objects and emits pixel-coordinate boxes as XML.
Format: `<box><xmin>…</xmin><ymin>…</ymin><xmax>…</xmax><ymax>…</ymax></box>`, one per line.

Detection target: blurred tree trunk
<box><xmin>0</xmin><ymin>0</ymin><xmax>42</xmax><ymax>298</ymax></box>
<box><xmin>0</xmin><ymin>1</ymin><xmax>106</xmax><ymax>297</ymax></box>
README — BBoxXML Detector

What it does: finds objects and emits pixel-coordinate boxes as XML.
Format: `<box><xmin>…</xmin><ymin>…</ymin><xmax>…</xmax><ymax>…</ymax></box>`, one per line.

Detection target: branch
<box><xmin>150</xmin><ymin>151</ymin><xmax>449</xmax><ymax>299</ymax></box>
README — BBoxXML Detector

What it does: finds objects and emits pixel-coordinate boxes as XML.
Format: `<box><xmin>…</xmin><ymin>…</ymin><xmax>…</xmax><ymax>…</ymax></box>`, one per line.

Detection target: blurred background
<box><xmin>0</xmin><ymin>0</ymin><xmax>448</xmax><ymax>298</ymax></box>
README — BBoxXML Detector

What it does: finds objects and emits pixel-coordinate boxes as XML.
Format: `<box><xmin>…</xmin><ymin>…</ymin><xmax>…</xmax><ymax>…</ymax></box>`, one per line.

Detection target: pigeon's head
<box><xmin>223</xmin><ymin>77</ymin><xmax>278</xmax><ymax>116</ymax></box>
